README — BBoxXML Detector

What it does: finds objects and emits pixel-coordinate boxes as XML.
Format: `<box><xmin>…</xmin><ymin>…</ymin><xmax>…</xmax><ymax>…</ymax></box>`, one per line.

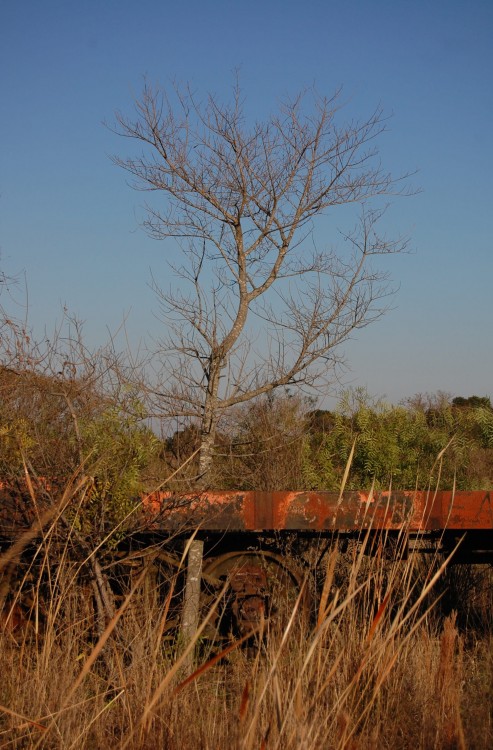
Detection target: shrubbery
<box><xmin>178</xmin><ymin>388</ymin><xmax>493</xmax><ymax>492</ymax></box>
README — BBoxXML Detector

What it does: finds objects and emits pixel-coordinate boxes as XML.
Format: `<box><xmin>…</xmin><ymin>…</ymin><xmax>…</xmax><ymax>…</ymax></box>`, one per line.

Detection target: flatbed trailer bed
<box><xmin>144</xmin><ymin>489</ymin><xmax>493</xmax><ymax>534</ymax></box>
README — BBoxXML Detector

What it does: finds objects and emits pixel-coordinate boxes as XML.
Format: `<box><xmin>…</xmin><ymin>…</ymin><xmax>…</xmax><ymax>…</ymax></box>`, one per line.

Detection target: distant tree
<box><xmin>308</xmin><ymin>409</ymin><xmax>337</xmax><ymax>434</ymax></box>
<box><xmin>452</xmin><ymin>395</ymin><xmax>492</xmax><ymax>410</ymax></box>
<box><xmin>113</xmin><ymin>81</ymin><xmax>411</xmax><ymax>484</ymax></box>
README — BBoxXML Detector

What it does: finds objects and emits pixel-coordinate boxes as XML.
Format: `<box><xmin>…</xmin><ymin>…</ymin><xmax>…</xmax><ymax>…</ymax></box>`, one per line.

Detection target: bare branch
<box><xmin>112</xmin><ymin>82</ymin><xmax>413</xmax><ymax>480</ymax></box>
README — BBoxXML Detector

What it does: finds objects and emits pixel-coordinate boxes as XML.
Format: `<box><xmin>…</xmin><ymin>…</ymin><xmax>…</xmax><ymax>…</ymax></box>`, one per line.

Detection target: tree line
<box><xmin>164</xmin><ymin>389</ymin><xmax>493</xmax><ymax>492</ymax></box>
<box><xmin>2</xmin><ymin>350</ymin><xmax>491</xmax><ymax>511</ymax></box>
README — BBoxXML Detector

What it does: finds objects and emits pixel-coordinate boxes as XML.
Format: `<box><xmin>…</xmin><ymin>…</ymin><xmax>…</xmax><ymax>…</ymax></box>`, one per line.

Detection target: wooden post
<box><xmin>181</xmin><ymin>538</ymin><xmax>204</xmax><ymax>671</ymax></box>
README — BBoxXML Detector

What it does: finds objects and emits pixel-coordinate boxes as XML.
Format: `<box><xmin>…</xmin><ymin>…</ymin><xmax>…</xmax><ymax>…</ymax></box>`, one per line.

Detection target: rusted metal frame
<box><xmin>143</xmin><ymin>490</ymin><xmax>493</xmax><ymax>535</ymax></box>
<box><xmin>2</xmin><ymin>487</ymin><xmax>493</xmax><ymax>548</ymax></box>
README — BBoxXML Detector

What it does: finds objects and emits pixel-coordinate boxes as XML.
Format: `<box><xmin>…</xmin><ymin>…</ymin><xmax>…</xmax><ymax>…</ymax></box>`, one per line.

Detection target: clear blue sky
<box><xmin>1</xmin><ymin>0</ymin><xmax>492</xmax><ymax>408</ymax></box>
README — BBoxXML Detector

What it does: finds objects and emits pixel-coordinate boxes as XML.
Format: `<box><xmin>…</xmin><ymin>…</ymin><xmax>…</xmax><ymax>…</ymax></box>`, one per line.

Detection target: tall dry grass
<box><xmin>1</xmin><ymin>500</ymin><xmax>492</xmax><ymax>749</ymax></box>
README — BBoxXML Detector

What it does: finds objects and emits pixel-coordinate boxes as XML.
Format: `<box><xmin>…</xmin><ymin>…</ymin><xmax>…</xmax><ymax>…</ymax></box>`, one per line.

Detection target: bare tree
<box><xmin>113</xmin><ymin>81</ymin><xmax>410</xmax><ymax>482</ymax></box>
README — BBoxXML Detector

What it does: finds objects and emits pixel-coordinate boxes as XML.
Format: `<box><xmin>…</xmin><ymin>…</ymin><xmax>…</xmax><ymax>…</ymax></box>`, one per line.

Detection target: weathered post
<box><xmin>180</xmin><ymin>538</ymin><xmax>204</xmax><ymax>672</ymax></box>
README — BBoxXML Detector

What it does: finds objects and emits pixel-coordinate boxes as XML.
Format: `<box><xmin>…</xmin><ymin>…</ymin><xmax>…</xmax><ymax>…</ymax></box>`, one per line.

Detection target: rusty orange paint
<box><xmin>1</xmin><ymin>483</ymin><xmax>492</xmax><ymax>538</ymax></box>
<box><xmin>143</xmin><ymin>490</ymin><xmax>493</xmax><ymax>533</ymax></box>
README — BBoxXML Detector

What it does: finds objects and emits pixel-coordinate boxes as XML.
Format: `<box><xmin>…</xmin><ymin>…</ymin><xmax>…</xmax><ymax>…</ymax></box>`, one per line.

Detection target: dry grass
<box><xmin>1</xmin><ymin>453</ymin><xmax>492</xmax><ymax>750</ymax></box>
<box><xmin>1</xmin><ymin>521</ymin><xmax>492</xmax><ymax>750</ymax></box>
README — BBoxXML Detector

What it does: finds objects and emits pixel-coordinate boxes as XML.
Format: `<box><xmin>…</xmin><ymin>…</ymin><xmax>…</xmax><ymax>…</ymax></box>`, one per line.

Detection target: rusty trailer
<box><xmin>1</xmin><ymin>487</ymin><xmax>492</xmax><ymax>640</ymax></box>
<box><xmin>138</xmin><ymin>489</ymin><xmax>493</xmax><ymax>637</ymax></box>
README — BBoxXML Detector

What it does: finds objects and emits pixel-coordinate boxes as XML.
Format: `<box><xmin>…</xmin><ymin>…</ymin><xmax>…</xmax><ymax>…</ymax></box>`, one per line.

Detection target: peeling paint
<box><xmin>1</xmin><ymin>486</ymin><xmax>492</xmax><ymax>546</ymax></box>
<box><xmin>141</xmin><ymin>490</ymin><xmax>493</xmax><ymax>537</ymax></box>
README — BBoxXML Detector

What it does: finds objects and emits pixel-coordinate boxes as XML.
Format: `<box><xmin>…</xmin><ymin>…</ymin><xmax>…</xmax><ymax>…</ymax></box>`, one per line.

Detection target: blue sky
<box><xmin>1</xmin><ymin>0</ymin><xmax>492</xmax><ymax>408</ymax></box>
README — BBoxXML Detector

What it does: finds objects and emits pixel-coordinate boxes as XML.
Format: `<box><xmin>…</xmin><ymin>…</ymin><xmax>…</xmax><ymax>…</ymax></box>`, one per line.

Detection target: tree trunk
<box><xmin>198</xmin><ymin>359</ymin><xmax>222</xmax><ymax>484</ymax></box>
<box><xmin>198</xmin><ymin>427</ymin><xmax>216</xmax><ymax>482</ymax></box>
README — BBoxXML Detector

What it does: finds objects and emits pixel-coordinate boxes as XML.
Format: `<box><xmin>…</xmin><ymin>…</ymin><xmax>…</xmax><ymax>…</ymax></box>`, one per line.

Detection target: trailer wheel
<box><xmin>200</xmin><ymin>549</ymin><xmax>310</xmax><ymax>642</ymax></box>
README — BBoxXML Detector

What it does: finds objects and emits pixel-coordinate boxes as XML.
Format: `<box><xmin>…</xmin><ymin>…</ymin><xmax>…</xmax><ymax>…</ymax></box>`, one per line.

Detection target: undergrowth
<box><xmin>1</xmin><ymin>518</ymin><xmax>492</xmax><ymax>749</ymax></box>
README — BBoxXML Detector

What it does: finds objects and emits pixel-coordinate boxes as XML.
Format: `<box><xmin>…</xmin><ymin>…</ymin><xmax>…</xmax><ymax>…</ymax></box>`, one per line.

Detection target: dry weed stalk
<box><xmin>1</xmin><ymin>469</ymin><xmax>492</xmax><ymax>748</ymax></box>
<box><xmin>435</xmin><ymin>612</ymin><xmax>466</xmax><ymax>750</ymax></box>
